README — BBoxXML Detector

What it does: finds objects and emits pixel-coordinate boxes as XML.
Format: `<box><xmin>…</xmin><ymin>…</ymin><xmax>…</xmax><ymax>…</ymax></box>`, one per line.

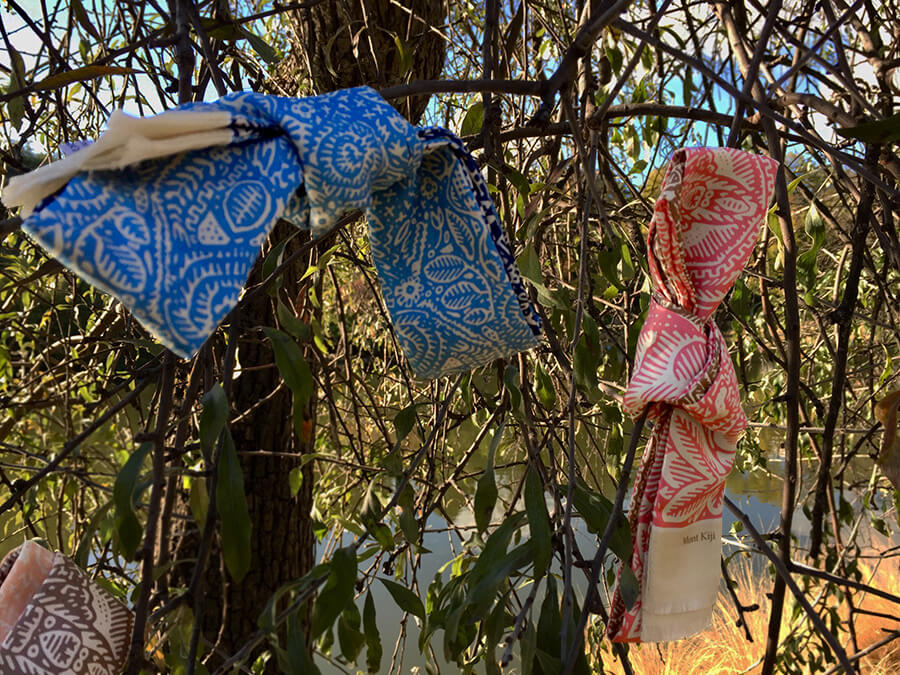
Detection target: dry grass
<box><xmin>599</xmin><ymin>556</ymin><xmax>900</xmax><ymax>674</ymax></box>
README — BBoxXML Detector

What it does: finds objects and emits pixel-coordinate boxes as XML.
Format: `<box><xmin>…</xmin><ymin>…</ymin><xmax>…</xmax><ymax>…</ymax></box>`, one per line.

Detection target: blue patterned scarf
<box><xmin>10</xmin><ymin>87</ymin><xmax>540</xmax><ymax>377</ymax></box>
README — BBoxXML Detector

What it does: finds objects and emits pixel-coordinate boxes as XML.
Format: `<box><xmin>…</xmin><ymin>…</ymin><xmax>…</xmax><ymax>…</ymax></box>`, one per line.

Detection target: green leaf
<box><xmin>277</xmin><ymin>299</ymin><xmax>311</xmax><ymax>341</ymax></box>
<box><xmin>289</xmin><ymin>466</ymin><xmax>303</xmax><ymax>497</ymax></box>
<box><xmin>261</xmin><ymin>238</ymin><xmax>289</xmax><ymax>296</ymax></box>
<box><xmin>70</xmin><ymin>0</ymin><xmax>101</xmax><ymax>40</ymax></box>
<box><xmin>474</xmin><ymin>429</ymin><xmax>500</xmax><ymax>533</ymax></box>
<box><xmin>836</xmin><ymin>112</ymin><xmax>900</xmax><ymax>144</ymax></box>
<box><xmin>216</xmin><ymin>429</ymin><xmax>252</xmax><ymax>582</ymax></box>
<box><xmin>337</xmin><ymin>603</ymin><xmax>366</xmax><ymax>664</ymax></box>
<box><xmin>573</xmin><ymin>334</ymin><xmax>601</xmax><ymax>402</ymax></box>
<box><xmin>239</xmin><ymin>26</ymin><xmax>280</xmax><ymax>64</ymax></box>
<box><xmin>393</xmin><ymin>403</ymin><xmax>420</xmax><ymax>443</ymax></box>
<box><xmin>524</xmin><ymin>467</ymin><xmax>551</xmax><ymax>579</ymax></box>
<box><xmin>535</xmin><ymin>576</ymin><xmax>561</xmax><ymax>674</ymax></box>
<box><xmin>74</xmin><ymin>500</ymin><xmax>113</xmax><ymax>568</ymax></box>
<box><xmin>503</xmin><ymin>363</ymin><xmax>523</xmax><ymax>415</ymax></box>
<box><xmin>618</xmin><ymin>564</ymin><xmax>639</xmax><ymax>610</ymax></box>
<box><xmin>535</xmin><ymin>363</ymin><xmax>557</xmax><ymax>410</ymax></box>
<box><xmin>363</xmin><ymin>590</ymin><xmax>382</xmax><ymax>673</ymax></box>
<box><xmin>189</xmin><ymin>476</ymin><xmax>209</xmax><ymax>528</ymax></box>
<box><xmin>6</xmin><ymin>45</ymin><xmax>26</xmax><ymax>129</ymax></box>
<box><xmin>311</xmin><ymin>546</ymin><xmax>357</xmax><ymax>640</ymax></box>
<box><xmin>113</xmin><ymin>443</ymin><xmax>151</xmax><ymax>559</ymax></box>
<box><xmin>567</xmin><ymin>479</ymin><xmax>632</xmax><ymax>561</ymax></box>
<box><xmin>521</xmin><ymin>616</ymin><xmax>537</xmax><ymax>675</ymax></box>
<box><xmin>469</xmin><ymin>511</ymin><xmax>526</xmax><ymax>587</ymax></box>
<box><xmin>258</xmin><ymin>563</ymin><xmax>331</xmax><ymax>632</ymax></box>
<box><xmin>380</xmin><ymin>578</ymin><xmax>426</xmax><ymax>619</ymax></box>
<box><xmin>263</xmin><ymin>327</ymin><xmax>314</xmax><ymax>408</ymax></box>
<box><xmin>34</xmin><ymin>66</ymin><xmax>137</xmax><ymax>92</ymax></box>
<box><xmin>280</xmin><ymin>610</ymin><xmax>321</xmax><ymax>675</ymax></box>
<box><xmin>199</xmin><ymin>383</ymin><xmax>228</xmax><ymax>458</ymax></box>
<box><xmin>466</xmin><ymin>540</ymin><xmax>534</xmax><ymax>620</ymax></box>
<box><xmin>393</xmin><ymin>34</ymin><xmax>413</xmax><ymax>76</ymax></box>
<box><xmin>460</xmin><ymin>101</ymin><xmax>484</xmax><ymax>136</ymax></box>
<box><xmin>798</xmin><ymin>204</ymin><xmax>826</xmax><ymax>289</ymax></box>
<box><xmin>605</xmin><ymin>45</ymin><xmax>623</xmax><ymax>74</ymax></box>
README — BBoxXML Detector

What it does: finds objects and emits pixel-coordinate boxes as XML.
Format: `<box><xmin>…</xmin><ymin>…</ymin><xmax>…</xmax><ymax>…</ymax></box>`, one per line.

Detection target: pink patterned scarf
<box><xmin>608</xmin><ymin>147</ymin><xmax>777</xmax><ymax>643</ymax></box>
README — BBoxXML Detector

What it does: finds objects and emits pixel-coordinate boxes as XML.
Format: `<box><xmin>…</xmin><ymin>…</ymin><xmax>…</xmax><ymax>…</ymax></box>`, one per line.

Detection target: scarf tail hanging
<box><xmin>608</xmin><ymin>147</ymin><xmax>778</xmax><ymax>643</ymax></box>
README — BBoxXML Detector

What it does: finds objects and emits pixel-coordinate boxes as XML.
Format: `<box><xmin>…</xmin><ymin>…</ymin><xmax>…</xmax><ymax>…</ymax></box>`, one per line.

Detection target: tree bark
<box><xmin>166</xmin><ymin>2</ymin><xmax>448</xmax><ymax>670</ymax></box>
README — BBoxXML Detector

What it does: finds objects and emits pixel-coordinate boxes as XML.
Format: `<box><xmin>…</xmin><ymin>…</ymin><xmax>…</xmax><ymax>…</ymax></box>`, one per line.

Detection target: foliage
<box><xmin>1</xmin><ymin>0</ymin><xmax>899</xmax><ymax>673</ymax></box>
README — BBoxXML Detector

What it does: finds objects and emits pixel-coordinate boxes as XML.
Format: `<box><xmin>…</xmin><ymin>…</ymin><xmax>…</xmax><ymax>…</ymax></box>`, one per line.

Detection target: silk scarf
<box><xmin>2</xmin><ymin>87</ymin><xmax>541</xmax><ymax>378</ymax></box>
<box><xmin>608</xmin><ymin>147</ymin><xmax>777</xmax><ymax>642</ymax></box>
<box><xmin>0</xmin><ymin>541</ymin><xmax>134</xmax><ymax>674</ymax></box>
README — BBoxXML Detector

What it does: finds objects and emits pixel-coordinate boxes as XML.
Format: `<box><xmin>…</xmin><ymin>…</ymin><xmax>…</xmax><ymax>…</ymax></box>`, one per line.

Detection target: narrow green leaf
<box><xmin>469</xmin><ymin>511</ymin><xmax>526</xmax><ymax>587</ymax></box>
<box><xmin>573</xmin><ymin>334</ymin><xmax>601</xmax><ymax>402</ymax></box>
<box><xmin>460</xmin><ymin>101</ymin><xmax>484</xmax><ymax>136</ymax></box>
<box><xmin>216</xmin><ymin>429</ymin><xmax>252</xmax><ymax>582</ymax></box>
<box><xmin>263</xmin><ymin>327</ymin><xmax>313</xmax><ymax>407</ymax></box>
<box><xmin>288</xmin><ymin>466</ymin><xmax>303</xmax><ymax>497</ymax></box>
<box><xmin>189</xmin><ymin>476</ymin><xmax>209</xmax><ymax>528</ymax></box>
<box><xmin>261</xmin><ymin>238</ymin><xmax>289</xmax><ymax>296</ymax></box>
<box><xmin>281</xmin><ymin>610</ymin><xmax>321</xmax><ymax>675</ymax></box>
<box><xmin>524</xmin><ymin>467</ymin><xmax>551</xmax><ymax>579</ymax></box>
<box><xmin>393</xmin><ymin>403</ymin><xmax>419</xmax><ymax>443</ymax></box>
<box><xmin>363</xmin><ymin>590</ymin><xmax>382</xmax><ymax>673</ymax></box>
<box><xmin>337</xmin><ymin>603</ymin><xmax>366</xmax><ymax>664</ymax></box>
<box><xmin>113</xmin><ymin>443</ymin><xmax>152</xmax><ymax>559</ymax></box>
<box><xmin>311</xmin><ymin>546</ymin><xmax>357</xmax><ymax>640</ymax></box>
<box><xmin>466</xmin><ymin>540</ymin><xmax>534</xmax><ymax>620</ymax></box>
<box><xmin>567</xmin><ymin>480</ymin><xmax>632</xmax><ymax>561</ymax></box>
<box><xmin>70</xmin><ymin>0</ymin><xmax>101</xmax><ymax>39</ymax></box>
<box><xmin>535</xmin><ymin>576</ymin><xmax>561</xmax><ymax>674</ymax></box>
<box><xmin>606</xmin><ymin>45</ymin><xmax>623</xmax><ymax>74</ymax></box>
<box><xmin>34</xmin><ymin>65</ymin><xmax>136</xmax><ymax>92</ymax></box>
<box><xmin>6</xmin><ymin>45</ymin><xmax>26</xmax><ymax>129</ymax></box>
<box><xmin>74</xmin><ymin>500</ymin><xmax>113</xmax><ymax>568</ymax></box>
<box><xmin>535</xmin><ymin>363</ymin><xmax>557</xmax><ymax>410</ymax></box>
<box><xmin>836</xmin><ymin>112</ymin><xmax>900</xmax><ymax>144</ymax></box>
<box><xmin>258</xmin><ymin>563</ymin><xmax>331</xmax><ymax>632</ymax></box>
<box><xmin>618</xmin><ymin>564</ymin><xmax>639</xmax><ymax>610</ymax></box>
<box><xmin>393</xmin><ymin>34</ymin><xmax>413</xmax><ymax>76</ymax></box>
<box><xmin>521</xmin><ymin>617</ymin><xmax>537</xmax><ymax>675</ymax></box>
<box><xmin>277</xmin><ymin>299</ymin><xmax>311</xmax><ymax>341</ymax></box>
<box><xmin>380</xmin><ymin>578</ymin><xmax>426</xmax><ymax>619</ymax></box>
<box><xmin>199</xmin><ymin>383</ymin><xmax>228</xmax><ymax>458</ymax></box>
<box><xmin>238</xmin><ymin>26</ymin><xmax>280</xmax><ymax>64</ymax></box>
<box><xmin>474</xmin><ymin>449</ymin><xmax>498</xmax><ymax>534</ymax></box>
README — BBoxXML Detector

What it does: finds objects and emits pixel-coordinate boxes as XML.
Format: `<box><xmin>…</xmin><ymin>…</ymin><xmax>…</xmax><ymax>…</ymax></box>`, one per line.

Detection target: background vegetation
<box><xmin>1</xmin><ymin>0</ymin><xmax>898</xmax><ymax>673</ymax></box>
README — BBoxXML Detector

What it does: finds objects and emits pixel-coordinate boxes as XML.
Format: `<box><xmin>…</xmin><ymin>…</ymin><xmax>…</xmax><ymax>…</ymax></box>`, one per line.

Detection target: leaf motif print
<box><xmin>441</xmin><ymin>281</ymin><xmax>483</xmax><ymax>311</ymax></box>
<box><xmin>609</xmin><ymin>147</ymin><xmax>777</xmax><ymax>643</ymax></box>
<box><xmin>17</xmin><ymin>87</ymin><xmax>540</xmax><ymax>370</ymax></box>
<box><xmin>424</xmin><ymin>254</ymin><xmax>468</xmax><ymax>283</ymax></box>
<box><xmin>656</xmin><ymin>411</ymin><xmax>735</xmax><ymax>526</ymax></box>
<box><xmin>223</xmin><ymin>180</ymin><xmax>274</xmax><ymax>232</ymax></box>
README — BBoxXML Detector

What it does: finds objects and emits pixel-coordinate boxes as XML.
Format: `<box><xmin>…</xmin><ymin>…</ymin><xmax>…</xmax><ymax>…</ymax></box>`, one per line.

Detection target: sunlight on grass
<box><xmin>599</xmin><ymin>555</ymin><xmax>900</xmax><ymax>674</ymax></box>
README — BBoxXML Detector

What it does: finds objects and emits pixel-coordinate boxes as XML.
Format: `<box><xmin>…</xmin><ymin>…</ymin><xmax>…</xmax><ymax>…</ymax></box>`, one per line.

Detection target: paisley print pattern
<box><xmin>15</xmin><ymin>87</ymin><xmax>540</xmax><ymax>376</ymax></box>
<box><xmin>607</xmin><ymin>148</ymin><xmax>777</xmax><ymax>643</ymax></box>
<box><xmin>0</xmin><ymin>543</ymin><xmax>133</xmax><ymax>674</ymax></box>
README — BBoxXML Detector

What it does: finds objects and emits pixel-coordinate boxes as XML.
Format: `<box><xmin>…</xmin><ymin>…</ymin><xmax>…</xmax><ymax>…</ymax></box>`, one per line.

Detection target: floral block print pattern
<box><xmin>607</xmin><ymin>147</ymin><xmax>778</xmax><ymax>643</ymax></box>
<box><xmin>0</xmin><ymin>541</ymin><xmax>55</xmax><ymax>645</ymax></box>
<box><xmin>10</xmin><ymin>87</ymin><xmax>540</xmax><ymax>377</ymax></box>
<box><xmin>0</xmin><ymin>542</ymin><xmax>134</xmax><ymax>674</ymax></box>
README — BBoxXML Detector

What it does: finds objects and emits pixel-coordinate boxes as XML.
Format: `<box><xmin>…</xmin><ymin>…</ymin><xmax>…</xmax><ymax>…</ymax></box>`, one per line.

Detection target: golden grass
<box><xmin>599</xmin><ymin>556</ymin><xmax>900</xmax><ymax>674</ymax></box>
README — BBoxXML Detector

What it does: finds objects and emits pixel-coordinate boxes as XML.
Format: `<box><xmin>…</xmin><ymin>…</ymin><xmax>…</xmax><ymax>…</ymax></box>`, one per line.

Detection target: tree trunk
<box><xmin>286</xmin><ymin>0</ymin><xmax>446</xmax><ymax>122</ymax></box>
<box><xmin>167</xmin><ymin>2</ymin><xmax>447</xmax><ymax>669</ymax></box>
